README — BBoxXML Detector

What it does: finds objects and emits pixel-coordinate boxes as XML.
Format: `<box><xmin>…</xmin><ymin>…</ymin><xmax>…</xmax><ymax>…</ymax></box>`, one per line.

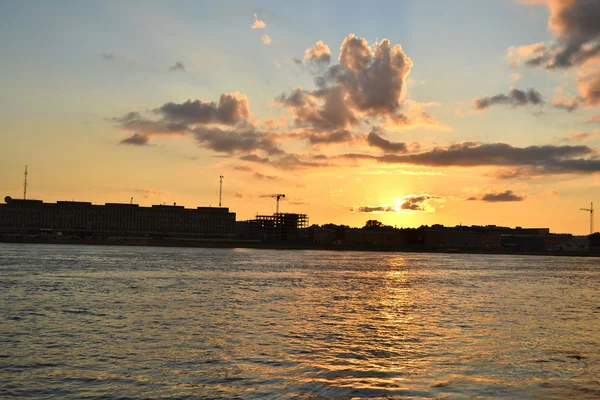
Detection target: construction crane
<box><xmin>261</xmin><ymin>193</ymin><xmax>285</xmax><ymax>214</ymax></box>
<box><xmin>580</xmin><ymin>202</ymin><xmax>594</xmax><ymax>235</ymax></box>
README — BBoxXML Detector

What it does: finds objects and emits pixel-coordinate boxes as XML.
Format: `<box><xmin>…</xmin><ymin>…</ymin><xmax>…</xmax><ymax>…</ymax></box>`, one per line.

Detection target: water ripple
<box><xmin>0</xmin><ymin>244</ymin><xmax>599</xmax><ymax>398</ymax></box>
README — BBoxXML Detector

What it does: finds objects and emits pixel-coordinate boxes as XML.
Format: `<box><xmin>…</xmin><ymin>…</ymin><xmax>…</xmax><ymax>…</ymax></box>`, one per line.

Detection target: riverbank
<box><xmin>1</xmin><ymin>236</ymin><xmax>598</xmax><ymax>257</ymax></box>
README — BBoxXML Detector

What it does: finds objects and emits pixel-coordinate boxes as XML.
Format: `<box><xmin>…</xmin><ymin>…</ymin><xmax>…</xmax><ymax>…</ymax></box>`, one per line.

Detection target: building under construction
<box><xmin>244</xmin><ymin>213</ymin><xmax>309</xmax><ymax>242</ymax></box>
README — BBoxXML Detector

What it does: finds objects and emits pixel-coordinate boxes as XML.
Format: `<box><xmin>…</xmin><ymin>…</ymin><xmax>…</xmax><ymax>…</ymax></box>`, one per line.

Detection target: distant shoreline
<box><xmin>1</xmin><ymin>237</ymin><xmax>598</xmax><ymax>258</ymax></box>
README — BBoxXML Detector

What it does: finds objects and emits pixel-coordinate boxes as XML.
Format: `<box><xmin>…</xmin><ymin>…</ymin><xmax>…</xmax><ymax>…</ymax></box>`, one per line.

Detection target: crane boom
<box><xmin>261</xmin><ymin>193</ymin><xmax>286</xmax><ymax>214</ymax></box>
<box><xmin>579</xmin><ymin>202</ymin><xmax>594</xmax><ymax>235</ymax></box>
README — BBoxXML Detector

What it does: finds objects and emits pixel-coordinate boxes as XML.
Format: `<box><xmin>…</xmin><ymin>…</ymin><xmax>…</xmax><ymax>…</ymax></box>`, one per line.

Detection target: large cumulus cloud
<box><xmin>278</xmin><ymin>34</ymin><xmax>442</xmax><ymax>139</ymax></box>
<box><xmin>514</xmin><ymin>0</ymin><xmax>600</xmax><ymax>107</ymax></box>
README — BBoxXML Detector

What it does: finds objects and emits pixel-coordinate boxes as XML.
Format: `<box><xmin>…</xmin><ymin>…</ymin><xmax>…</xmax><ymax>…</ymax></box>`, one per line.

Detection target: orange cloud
<box><xmin>251</xmin><ymin>13</ymin><xmax>266</xmax><ymax>29</ymax></box>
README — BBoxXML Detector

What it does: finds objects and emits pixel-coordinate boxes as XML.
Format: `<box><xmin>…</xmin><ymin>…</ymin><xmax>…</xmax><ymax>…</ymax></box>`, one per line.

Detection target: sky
<box><xmin>1</xmin><ymin>0</ymin><xmax>600</xmax><ymax>234</ymax></box>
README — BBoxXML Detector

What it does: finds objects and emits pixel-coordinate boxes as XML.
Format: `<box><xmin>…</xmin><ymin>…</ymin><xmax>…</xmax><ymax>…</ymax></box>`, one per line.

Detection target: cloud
<box><xmin>515</xmin><ymin>0</ymin><xmax>600</xmax><ymax>107</ymax></box>
<box><xmin>523</xmin><ymin>0</ymin><xmax>600</xmax><ymax>69</ymax></box>
<box><xmin>289</xmin><ymin>201</ymin><xmax>309</xmax><ymax>205</ymax></box>
<box><xmin>303</xmin><ymin>40</ymin><xmax>331</xmax><ymax>66</ymax></box>
<box><xmin>350</xmin><ymin>193</ymin><xmax>444</xmax><ymax>213</ymax></box>
<box><xmin>114</xmin><ymin>96</ymin><xmax>251</xmax><ymax>135</ymax></box>
<box><xmin>101</xmin><ymin>52</ymin><xmax>115</xmax><ymax>61</ymax></box>
<box><xmin>169</xmin><ymin>62</ymin><xmax>185</xmax><ymax>72</ymax></box>
<box><xmin>114</xmin><ymin>111</ymin><xmax>188</xmax><ymax>135</ymax></box>
<box><xmin>553</xmin><ymin>97</ymin><xmax>581</xmax><ymax>112</ymax></box>
<box><xmin>253</xmin><ymin>171</ymin><xmax>278</xmax><ymax>180</ymax></box>
<box><xmin>341</xmin><ymin>141</ymin><xmax>600</xmax><ymax>176</ymax></box>
<box><xmin>578</xmin><ymin>59</ymin><xmax>600</xmax><ymax>106</ymax></box>
<box><xmin>534</xmin><ymin>190</ymin><xmax>560</xmax><ymax>199</ymax></box>
<box><xmin>120</xmin><ymin>133</ymin><xmax>149</xmax><ymax>145</ymax></box>
<box><xmin>400</xmin><ymin>194</ymin><xmax>442</xmax><ymax>211</ymax></box>
<box><xmin>240</xmin><ymin>154</ymin><xmax>270</xmax><ymax>163</ymax></box>
<box><xmin>336</xmin><ymin>35</ymin><xmax>413</xmax><ymax>114</ymax></box>
<box><xmin>262</xmin><ymin>34</ymin><xmax>272</xmax><ymax>45</ymax></box>
<box><xmin>192</xmin><ymin>125</ymin><xmax>282</xmax><ymax>155</ymax></box>
<box><xmin>474</xmin><ymin>190</ymin><xmax>527</xmax><ymax>202</ymax></box>
<box><xmin>252</xmin><ymin>13</ymin><xmax>266</xmax><ymax>29</ymax></box>
<box><xmin>114</xmin><ymin>93</ymin><xmax>287</xmax><ymax>155</ymax></box>
<box><xmin>262</xmin><ymin>116</ymin><xmax>287</xmax><ymax>129</ymax></box>
<box><xmin>277</xmin><ymin>87</ymin><xmax>359</xmax><ymax>130</ymax></box>
<box><xmin>307</xmin><ymin>129</ymin><xmax>353</xmax><ymax>144</ymax></box>
<box><xmin>233</xmin><ymin>192</ymin><xmax>244</xmax><ymax>198</ymax></box>
<box><xmin>277</xmin><ymin>34</ymin><xmax>434</xmax><ymax>132</ymax></box>
<box><xmin>474</xmin><ymin>88</ymin><xmax>544</xmax><ymax>110</ymax></box>
<box><xmin>133</xmin><ymin>189</ymin><xmax>169</xmax><ymax>199</ymax></box>
<box><xmin>240</xmin><ymin>152</ymin><xmax>329</xmax><ymax>170</ymax></box>
<box><xmin>366</xmin><ymin>128</ymin><xmax>408</xmax><ymax>153</ymax></box>
<box><xmin>156</xmin><ymin>93</ymin><xmax>250</xmax><ymax>126</ymax></box>
<box><xmin>271</xmin><ymin>154</ymin><xmax>328</xmax><ymax>169</ymax></box>
<box><xmin>507</xmin><ymin>42</ymin><xmax>547</xmax><ymax>59</ymax></box>
<box><xmin>99</xmin><ymin>52</ymin><xmax>151</xmax><ymax>71</ymax></box>
<box><xmin>563</xmin><ymin>130</ymin><xmax>600</xmax><ymax>141</ymax></box>
<box><xmin>352</xmin><ymin>205</ymin><xmax>395</xmax><ymax>213</ymax></box>
<box><xmin>233</xmin><ymin>165</ymin><xmax>278</xmax><ymax>180</ymax></box>
<box><xmin>569</xmin><ymin>131</ymin><xmax>592</xmax><ymax>141</ymax></box>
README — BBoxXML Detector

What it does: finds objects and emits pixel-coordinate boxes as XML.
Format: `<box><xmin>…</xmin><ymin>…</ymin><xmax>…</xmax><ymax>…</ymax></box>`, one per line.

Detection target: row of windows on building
<box><xmin>0</xmin><ymin>204</ymin><xmax>236</xmax><ymax>234</ymax></box>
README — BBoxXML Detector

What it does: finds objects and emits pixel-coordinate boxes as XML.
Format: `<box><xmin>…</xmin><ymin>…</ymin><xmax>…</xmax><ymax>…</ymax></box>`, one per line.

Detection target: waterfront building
<box><xmin>0</xmin><ymin>196</ymin><xmax>236</xmax><ymax>238</ymax></box>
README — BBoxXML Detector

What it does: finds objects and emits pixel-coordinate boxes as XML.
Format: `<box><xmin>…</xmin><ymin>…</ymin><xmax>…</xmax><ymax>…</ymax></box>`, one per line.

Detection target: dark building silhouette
<box><xmin>241</xmin><ymin>213</ymin><xmax>309</xmax><ymax>241</ymax></box>
<box><xmin>306</xmin><ymin>223</ymin><xmax>576</xmax><ymax>251</ymax></box>
<box><xmin>0</xmin><ymin>196</ymin><xmax>235</xmax><ymax>238</ymax></box>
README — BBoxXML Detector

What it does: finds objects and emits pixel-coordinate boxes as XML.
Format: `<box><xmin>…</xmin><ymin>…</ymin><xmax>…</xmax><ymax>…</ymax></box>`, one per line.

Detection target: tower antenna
<box><xmin>219</xmin><ymin>175</ymin><xmax>224</xmax><ymax>207</ymax></box>
<box><xmin>23</xmin><ymin>165</ymin><xmax>28</xmax><ymax>200</ymax></box>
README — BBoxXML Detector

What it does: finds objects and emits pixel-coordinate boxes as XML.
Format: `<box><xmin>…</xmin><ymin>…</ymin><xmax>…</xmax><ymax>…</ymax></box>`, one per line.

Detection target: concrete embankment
<box><xmin>1</xmin><ymin>236</ymin><xmax>598</xmax><ymax>257</ymax></box>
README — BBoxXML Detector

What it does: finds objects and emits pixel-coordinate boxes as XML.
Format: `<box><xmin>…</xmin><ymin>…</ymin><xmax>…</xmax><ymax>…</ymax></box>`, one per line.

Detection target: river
<box><xmin>1</xmin><ymin>244</ymin><xmax>598</xmax><ymax>398</ymax></box>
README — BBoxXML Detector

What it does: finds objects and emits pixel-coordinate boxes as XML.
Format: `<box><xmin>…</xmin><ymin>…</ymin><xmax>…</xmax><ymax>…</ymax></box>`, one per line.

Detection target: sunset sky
<box><xmin>1</xmin><ymin>0</ymin><xmax>600</xmax><ymax>234</ymax></box>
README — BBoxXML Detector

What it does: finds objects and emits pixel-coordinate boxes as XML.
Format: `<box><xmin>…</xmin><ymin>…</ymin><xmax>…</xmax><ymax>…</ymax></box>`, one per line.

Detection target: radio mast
<box><xmin>23</xmin><ymin>165</ymin><xmax>28</xmax><ymax>200</ymax></box>
<box><xmin>219</xmin><ymin>175</ymin><xmax>224</xmax><ymax>207</ymax></box>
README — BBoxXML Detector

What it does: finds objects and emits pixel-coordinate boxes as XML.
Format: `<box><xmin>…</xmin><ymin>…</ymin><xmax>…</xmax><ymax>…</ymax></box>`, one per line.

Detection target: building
<box><xmin>557</xmin><ymin>236</ymin><xmax>589</xmax><ymax>252</ymax></box>
<box><xmin>424</xmin><ymin>229</ymin><xmax>501</xmax><ymax>249</ymax></box>
<box><xmin>501</xmin><ymin>233</ymin><xmax>571</xmax><ymax>251</ymax></box>
<box><xmin>244</xmin><ymin>213</ymin><xmax>309</xmax><ymax>241</ymax></box>
<box><xmin>308</xmin><ymin>227</ymin><xmax>336</xmax><ymax>245</ymax></box>
<box><xmin>420</xmin><ymin>225</ymin><xmax>557</xmax><ymax>249</ymax></box>
<box><xmin>0</xmin><ymin>196</ymin><xmax>236</xmax><ymax>238</ymax></box>
<box><xmin>342</xmin><ymin>229</ymin><xmax>405</xmax><ymax>247</ymax></box>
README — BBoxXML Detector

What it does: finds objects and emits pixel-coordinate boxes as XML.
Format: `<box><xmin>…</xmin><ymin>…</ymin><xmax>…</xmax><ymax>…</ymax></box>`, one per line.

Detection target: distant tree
<box><xmin>589</xmin><ymin>232</ymin><xmax>600</xmax><ymax>246</ymax></box>
<box><xmin>364</xmin><ymin>220</ymin><xmax>384</xmax><ymax>229</ymax></box>
<box><xmin>322</xmin><ymin>223</ymin><xmax>349</xmax><ymax>239</ymax></box>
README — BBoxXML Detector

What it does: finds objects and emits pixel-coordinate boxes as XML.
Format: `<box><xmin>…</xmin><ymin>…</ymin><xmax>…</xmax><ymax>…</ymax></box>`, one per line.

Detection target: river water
<box><xmin>0</xmin><ymin>244</ymin><xmax>599</xmax><ymax>399</ymax></box>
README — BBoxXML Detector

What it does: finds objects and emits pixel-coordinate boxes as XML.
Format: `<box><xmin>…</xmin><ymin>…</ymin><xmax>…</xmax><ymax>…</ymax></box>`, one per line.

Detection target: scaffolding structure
<box><xmin>248</xmin><ymin>213</ymin><xmax>309</xmax><ymax>241</ymax></box>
